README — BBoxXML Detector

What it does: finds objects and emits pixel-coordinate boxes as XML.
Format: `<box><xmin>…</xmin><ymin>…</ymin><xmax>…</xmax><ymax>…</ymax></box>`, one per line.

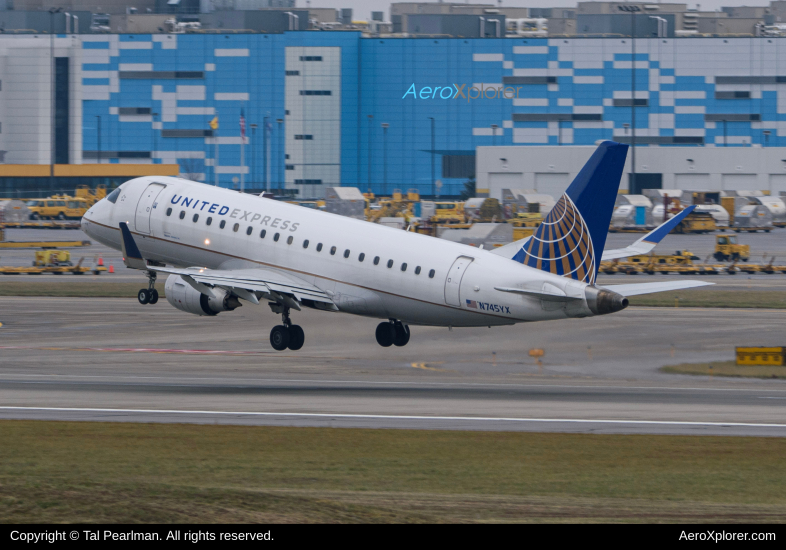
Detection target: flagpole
<box><xmin>240</xmin><ymin>107</ymin><xmax>245</xmax><ymax>194</ymax></box>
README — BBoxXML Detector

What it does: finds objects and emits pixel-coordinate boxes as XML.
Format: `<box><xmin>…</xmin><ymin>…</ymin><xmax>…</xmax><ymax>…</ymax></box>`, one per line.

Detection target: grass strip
<box><xmin>629</xmin><ymin>289</ymin><xmax>786</xmax><ymax>309</ymax></box>
<box><xmin>661</xmin><ymin>360</ymin><xmax>786</xmax><ymax>380</ymax></box>
<box><xmin>1</xmin><ymin>420</ymin><xmax>786</xmax><ymax>523</ymax></box>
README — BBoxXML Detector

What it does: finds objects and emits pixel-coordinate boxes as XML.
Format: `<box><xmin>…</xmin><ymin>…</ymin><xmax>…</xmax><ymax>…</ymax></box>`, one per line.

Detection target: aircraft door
<box><xmin>444</xmin><ymin>256</ymin><xmax>474</xmax><ymax>307</ymax></box>
<box><xmin>134</xmin><ymin>183</ymin><xmax>165</xmax><ymax>234</ymax></box>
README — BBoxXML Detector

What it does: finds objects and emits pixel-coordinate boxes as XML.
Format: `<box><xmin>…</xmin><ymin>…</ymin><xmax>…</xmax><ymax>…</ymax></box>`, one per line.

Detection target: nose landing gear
<box><xmin>375</xmin><ymin>320</ymin><xmax>410</xmax><ymax>347</ymax></box>
<box><xmin>137</xmin><ymin>272</ymin><xmax>159</xmax><ymax>305</ymax></box>
<box><xmin>269</xmin><ymin>305</ymin><xmax>305</xmax><ymax>351</ymax></box>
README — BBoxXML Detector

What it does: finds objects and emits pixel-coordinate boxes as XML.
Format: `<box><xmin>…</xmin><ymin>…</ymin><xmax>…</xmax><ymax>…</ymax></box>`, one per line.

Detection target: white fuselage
<box><xmin>82</xmin><ymin>176</ymin><xmax>599</xmax><ymax>326</ymax></box>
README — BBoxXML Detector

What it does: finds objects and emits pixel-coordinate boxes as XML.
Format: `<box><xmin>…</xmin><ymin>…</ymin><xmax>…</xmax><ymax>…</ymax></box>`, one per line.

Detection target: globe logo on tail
<box><xmin>513</xmin><ymin>194</ymin><xmax>596</xmax><ymax>284</ymax></box>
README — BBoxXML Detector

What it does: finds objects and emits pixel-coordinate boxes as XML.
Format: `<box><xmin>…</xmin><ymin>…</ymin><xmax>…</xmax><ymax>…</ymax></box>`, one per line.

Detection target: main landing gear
<box><xmin>269</xmin><ymin>305</ymin><xmax>305</xmax><ymax>351</ymax></box>
<box><xmin>137</xmin><ymin>271</ymin><xmax>159</xmax><ymax>305</ymax></box>
<box><xmin>375</xmin><ymin>320</ymin><xmax>410</xmax><ymax>347</ymax></box>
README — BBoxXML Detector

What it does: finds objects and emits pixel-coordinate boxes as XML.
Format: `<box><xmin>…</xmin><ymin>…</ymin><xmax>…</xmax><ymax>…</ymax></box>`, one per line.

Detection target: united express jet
<box><xmin>81</xmin><ymin>141</ymin><xmax>711</xmax><ymax>351</ymax></box>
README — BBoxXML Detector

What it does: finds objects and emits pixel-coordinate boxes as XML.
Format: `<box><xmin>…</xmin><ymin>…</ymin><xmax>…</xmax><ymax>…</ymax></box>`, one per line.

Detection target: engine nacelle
<box><xmin>165</xmin><ymin>274</ymin><xmax>242</xmax><ymax>316</ymax></box>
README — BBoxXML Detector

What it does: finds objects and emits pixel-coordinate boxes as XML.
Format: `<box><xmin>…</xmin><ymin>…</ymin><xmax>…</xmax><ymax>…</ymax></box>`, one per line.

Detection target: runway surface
<box><xmin>1</xmin><ymin>297</ymin><xmax>785</xmax><ymax>436</ymax></box>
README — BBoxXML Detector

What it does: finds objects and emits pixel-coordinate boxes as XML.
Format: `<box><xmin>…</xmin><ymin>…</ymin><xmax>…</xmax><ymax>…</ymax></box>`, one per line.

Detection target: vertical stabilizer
<box><xmin>513</xmin><ymin>141</ymin><xmax>629</xmax><ymax>284</ymax></box>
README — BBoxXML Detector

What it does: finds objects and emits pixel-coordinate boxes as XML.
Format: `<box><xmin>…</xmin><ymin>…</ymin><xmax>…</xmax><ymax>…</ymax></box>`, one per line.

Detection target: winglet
<box><xmin>639</xmin><ymin>205</ymin><xmax>695</xmax><ymax>245</ymax></box>
<box><xmin>119</xmin><ymin>222</ymin><xmax>147</xmax><ymax>270</ymax></box>
<box><xmin>601</xmin><ymin>205</ymin><xmax>697</xmax><ymax>261</ymax></box>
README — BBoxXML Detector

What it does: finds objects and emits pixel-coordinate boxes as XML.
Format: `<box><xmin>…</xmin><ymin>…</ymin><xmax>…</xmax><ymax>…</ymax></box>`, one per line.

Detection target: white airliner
<box><xmin>81</xmin><ymin>141</ymin><xmax>711</xmax><ymax>351</ymax></box>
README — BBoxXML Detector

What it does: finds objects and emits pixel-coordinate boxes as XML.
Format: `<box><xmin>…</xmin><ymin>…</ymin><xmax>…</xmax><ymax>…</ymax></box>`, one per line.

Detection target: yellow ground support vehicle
<box><xmin>675</xmin><ymin>210</ymin><xmax>716</xmax><ymax>234</ymax></box>
<box><xmin>26</xmin><ymin>196</ymin><xmax>88</xmax><ymax>220</ymax></box>
<box><xmin>509</xmin><ymin>212</ymin><xmax>543</xmax><ymax>228</ymax></box>
<box><xmin>431</xmin><ymin>201</ymin><xmax>466</xmax><ymax>224</ymax></box>
<box><xmin>714</xmin><ymin>234</ymin><xmax>750</xmax><ymax>262</ymax></box>
<box><xmin>33</xmin><ymin>250</ymin><xmax>73</xmax><ymax>267</ymax></box>
<box><xmin>74</xmin><ymin>184</ymin><xmax>107</xmax><ymax>206</ymax></box>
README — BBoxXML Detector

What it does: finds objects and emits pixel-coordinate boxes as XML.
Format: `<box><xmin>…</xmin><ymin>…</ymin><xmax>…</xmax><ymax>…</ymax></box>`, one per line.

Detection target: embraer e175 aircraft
<box><xmin>81</xmin><ymin>141</ymin><xmax>711</xmax><ymax>351</ymax></box>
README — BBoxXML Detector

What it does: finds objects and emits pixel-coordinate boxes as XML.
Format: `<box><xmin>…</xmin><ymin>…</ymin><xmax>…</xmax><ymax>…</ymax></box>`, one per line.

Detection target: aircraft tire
<box><xmin>375</xmin><ymin>322</ymin><xmax>395</xmax><ymax>347</ymax></box>
<box><xmin>270</xmin><ymin>325</ymin><xmax>290</xmax><ymax>351</ymax></box>
<box><xmin>393</xmin><ymin>323</ymin><xmax>410</xmax><ymax>347</ymax></box>
<box><xmin>148</xmin><ymin>289</ymin><xmax>159</xmax><ymax>304</ymax></box>
<box><xmin>137</xmin><ymin>289</ymin><xmax>150</xmax><ymax>305</ymax></box>
<box><xmin>287</xmin><ymin>325</ymin><xmax>305</xmax><ymax>350</ymax></box>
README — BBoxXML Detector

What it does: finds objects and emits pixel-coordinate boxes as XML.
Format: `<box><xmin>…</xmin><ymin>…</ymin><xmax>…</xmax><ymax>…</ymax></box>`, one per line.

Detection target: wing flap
<box><xmin>151</xmin><ymin>266</ymin><xmax>334</xmax><ymax>304</ymax></box>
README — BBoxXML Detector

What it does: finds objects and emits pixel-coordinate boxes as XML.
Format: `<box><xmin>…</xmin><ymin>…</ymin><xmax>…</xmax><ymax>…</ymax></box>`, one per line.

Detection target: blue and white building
<box><xmin>1</xmin><ymin>33</ymin><xmax>786</xmax><ymax>197</ymax></box>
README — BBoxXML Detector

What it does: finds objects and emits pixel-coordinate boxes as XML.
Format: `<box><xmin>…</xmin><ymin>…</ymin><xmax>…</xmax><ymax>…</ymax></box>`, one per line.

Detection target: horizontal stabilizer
<box><xmin>494</xmin><ymin>286</ymin><xmax>583</xmax><ymax>302</ymax></box>
<box><xmin>602</xmin><ymin>205</ymin><xmax>696</xmax><ymax>261</ymax></box>
<box><xmin>600</xmin><ymin>280</ymin><xmax>713</xmax><ymax>297</ymax></box>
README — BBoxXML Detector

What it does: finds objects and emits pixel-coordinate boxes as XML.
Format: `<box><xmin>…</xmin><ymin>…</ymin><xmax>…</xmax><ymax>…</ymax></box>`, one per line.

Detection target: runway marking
<box><xmin>0</xmin><ymin>345</ymin><xmax>333</xmax><ymax>358</ymax></box>
<box><xmin>410</xmin><ymin>362</ymin><xmax>448</xmax><ymax>372</ymax></box>
<box><xmin>2</xmin><ymin>406</ymin><xmax>786</xmax><ymax>429</ymax></box>
<box><xmin>0</xmin><ymin>373</ymin><xmax>785</xmax><ymax>392</ymax></box>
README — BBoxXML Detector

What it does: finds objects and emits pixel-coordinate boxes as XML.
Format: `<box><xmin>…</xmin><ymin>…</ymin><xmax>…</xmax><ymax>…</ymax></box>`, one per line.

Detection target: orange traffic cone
<box><xmin>98</xmin><ymin>257</ymin><xmax>104</xmax><ymax>266</ymax></box>
<box><xmin>108</xmin><ymin>264</ymin><xmax>114</xmax><ymax>274</ymax></box>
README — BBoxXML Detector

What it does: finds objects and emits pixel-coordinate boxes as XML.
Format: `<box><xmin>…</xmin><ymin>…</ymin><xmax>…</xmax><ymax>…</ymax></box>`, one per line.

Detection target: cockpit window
<box><xmin>106</xmin><ymin>188</ymin><xmax>122</xmax><ymax>204</ymax></box>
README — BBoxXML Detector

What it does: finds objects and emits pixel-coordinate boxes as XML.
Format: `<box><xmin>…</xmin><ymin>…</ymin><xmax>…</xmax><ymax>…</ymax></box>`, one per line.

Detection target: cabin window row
<box><xmin>166</xmin><ymin>207</ymin><xmax>436</xmax><ymax>278</ymax></box>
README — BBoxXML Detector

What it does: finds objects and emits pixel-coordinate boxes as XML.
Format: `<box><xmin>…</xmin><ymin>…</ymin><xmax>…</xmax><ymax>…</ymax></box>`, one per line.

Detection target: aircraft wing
<box><xmin>601</xmin><ymin>205</ymin><xmax>696</xmax><ymax>261</ymax></box>
<box><xmin>119</xmin><ymin>222</ymin><xmax>334</xmax><ymax>307</ymax></box>
<box><xmin>151</xmin><ymin>265</ymin><xmax>335</xmax><ymax>306</ymax></box>
<box><xmin>600</xmin><ymin>280</ymin><xmax>713</xmax><ymax>297</ymax></box>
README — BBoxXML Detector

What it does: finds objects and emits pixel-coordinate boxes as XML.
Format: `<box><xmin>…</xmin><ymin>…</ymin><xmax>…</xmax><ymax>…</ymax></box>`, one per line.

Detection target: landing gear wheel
<box><xmin>375</xmin><ymin>322</ymin><xmax>395</xmax><ymax>347</ymax></box>
<box><xmin>270</xmin><ymin>325</ymin><xmax>290</xmax><ymax>351</ymax></box>
<box><xmin>287</xmin><ymin>325</ymin><xmax>305</xmax><ymax>350</ymax></box>
<box><xmin>393</xmin><ymin>323</ymin><xmax>410</xmax><ymax>347</ymax></box>
<box><xmin>137</xmin><ymin>289</ymin><xmax>150</xmax><ymax>305</ymax></box>
<box><xmin>148</xmin><ymin>288</ymin><xmax>159</xmax><ymax>304</ymax></box>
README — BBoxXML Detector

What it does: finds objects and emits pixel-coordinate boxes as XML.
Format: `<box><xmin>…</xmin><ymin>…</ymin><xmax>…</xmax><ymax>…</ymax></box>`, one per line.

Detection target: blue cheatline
<box><xmin>513</xmin><ymin>141</ymin><xmax>629</xmax><ymax>284</ymax></box>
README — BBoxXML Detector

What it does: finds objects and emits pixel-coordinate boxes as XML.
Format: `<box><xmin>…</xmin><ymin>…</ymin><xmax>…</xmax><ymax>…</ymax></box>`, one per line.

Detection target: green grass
<box><xmin>1</xmin><ymin>421</ymin><xmax>786</xmax><ymax>523</ymax></box>
<box><xmin>661</xmin><ymin>360</ymin><xmax>786</xmax><ymax>380</ymax></box>
<box><xmin>0</xmin><ymin>282</ymin><xmax>156</xmax><ymax>298</ymax></box>
<box><xmin>629</xmin><ymin>290</ymin><xmax>786</xmax><ymax>309</ymax></box>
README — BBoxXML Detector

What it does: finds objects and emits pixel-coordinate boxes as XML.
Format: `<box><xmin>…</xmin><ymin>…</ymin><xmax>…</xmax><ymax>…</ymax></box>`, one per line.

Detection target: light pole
<box><xmin>381</xmin><ymin>122</ymin><xmax>389</xmax><ymax>196</ymax></box>
<box><xmin>49</xmin><ymin>7</ymin><xmax>62</xmax><ymax>190</ymax></box>
<box><xmin>619</xmin><ymin>4</ymin><xmax>640</xmax><ymax>196</ymax></box>
<box><xmin>491</xmin><ymin>124</ymin><xmax>498</xmax><ymax>147</ymax></box>
<box><xmin>263</xmin><ymin>114</ymin><xmax>269</xmax><ymax>192</ymax></box>
<box><xmin>276</xmin><ymin>118</ymin><xmax>283</xmax><ymax>193</ymax></box>
<box><xmin>96</xmin><ymin>115</ymin><xmax>101</xmax><ymax>164</ymax></box>
<box><xmin>250</xmin><ymin>123</ymin><xmax>258</xmax><ymax>188</ymax></box>
<box><xmin>152</xmin><ymin>112</ymin><xmax>158</xmax><ymax>163</ymax></box>
<box><xmin>367</xmin><ymin>114</ymin><xmax>373</xmax><ymax>192</ymax></box>
<box><xmin>428</xmin><ymin>117</ymin><xmax>435</xmax><ymax>198</ymax></box>
<box><xmin>723</xmin><ymin>119</ymin><xmax>728</xmax><ymax>147</ymax></box>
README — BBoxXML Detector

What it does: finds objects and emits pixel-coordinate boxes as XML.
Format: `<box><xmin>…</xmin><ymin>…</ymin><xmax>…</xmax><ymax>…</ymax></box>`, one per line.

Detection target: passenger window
<box><xmin>179</xmin><ymin>211</ymin><xmax>185</xmax><ymax>219</ymax></box>
<box><xmin>166</xmin><ymin>207</ymin><xmax>172</xmax><ymax>216</ymax></box>
<box><xmin>47</xmin><ymin>201</ymin><xmax>55</xmax><ymax>207</ymax></box>
<box><xmin>359</xmin><ymin>253</ymin><xmax>365</xmax><ymax>262</ymax></box>
<box><xmin>374</xmin><ymin>256</ymin><xmax>380</xmax><ymax>265</ymax></box>
<box><xmin>192</xmin><ymin>214</ymin><xmax>199</xmax><ymax>223</ymax></box>
<box><xmin>58</xmin><ymin>201</ymin><xmax>65</xmax><ymax>207</ymax></box>
<box><xmin>387</xmin><ymin>260</ymin><xmax>393</xmax><ymax>268</ymax></box>
<box><xmin>303</xmin><ymin>240</ymin><xmax>309</xmax><ymax>249</ymax></box>
<box><xmin>220</xmin><ymin>220</ymin><xmax>226</xmax><ymax>229</ymax></box>
<box><xmin>233</xmin><ymin>223</ymin><xmax>239</xmax><ymax>232</ymax></box>
<box><xmin>287</xmin><ymin>236</ymin><xmax>293</xmax><ymax>244</ymax></box>
<box><xmin>429</xmin><ymin>269</ymin><xmax>435</xmax><ymax>278</ymax></box>
<box><xmin>330</xmin><ymin>246</ymin><xmax>337</xmax><ymax>255</ymax></box>
<box><xmin>260</xmin><ymin>229</ymin><xmax>266</xmax><ymax>238</ymax></box>
<box><xmin>206</xmin><ymin>217</ymin><xmax>212</xmax><ymax>226</ymax></box>
<box><xmin>401</xmin><ymin>263</ymin><xmax>407</xmax><ymax>272</ymax></box>
<box><xmin>246</xmin><ymin>226</ymin><xmax>253</xmax><ymax>235</ymax></box>
<box><xmin>316</xmin><ymin>243</ymin><xmax>323</xmax><ymax>252</ymax></box>
<box><xmin>274</xmin><ymin>233</ymin><xmax>280</xmax><ymax>242</ymax></box>
<box><xmin>343</xmin><ymin>249</ymin><xmax>350</xmax><ymax>258</ymax></box>
<box><xmin>415</xmin><ymin>266</ymin><xmax>421</xmax><ymax>275</ymax></box>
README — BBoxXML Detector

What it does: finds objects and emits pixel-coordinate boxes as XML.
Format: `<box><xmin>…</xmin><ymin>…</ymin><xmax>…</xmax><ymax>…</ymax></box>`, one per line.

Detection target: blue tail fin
<box><xmin>513</xmin><ymin>140</ymin><xmax>629</xmax><ymax>284</ymax></box>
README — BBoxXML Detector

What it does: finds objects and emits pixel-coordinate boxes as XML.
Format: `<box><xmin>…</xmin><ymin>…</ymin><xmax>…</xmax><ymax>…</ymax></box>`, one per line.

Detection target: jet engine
<box><xmin>164</xmin><ymin>274</ymin><xmax>242</xmax><ymax>316</ymax></box>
